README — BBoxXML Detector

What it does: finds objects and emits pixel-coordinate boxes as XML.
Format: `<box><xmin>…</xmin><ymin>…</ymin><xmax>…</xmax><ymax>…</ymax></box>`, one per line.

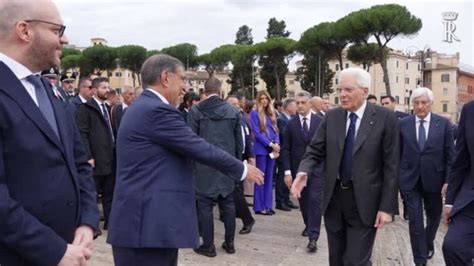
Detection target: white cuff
<box><xmin>296</xmin><ymin>172</ymin><xmax>307</xmax><ymax>178</ymax></box>
<box><xmin>284</xmin><ymin>170</ymin><xmax>291</xmax><ymax>176</ymax></box>
<box><xmin>444</xmin><ymin>204</ymin><xmax>453</xmax><ymax>208</ymax></box>
<box><xmin>240</xmin><ymin>162</ymin><xmax>248</xmax><ymax>181</ymax></box>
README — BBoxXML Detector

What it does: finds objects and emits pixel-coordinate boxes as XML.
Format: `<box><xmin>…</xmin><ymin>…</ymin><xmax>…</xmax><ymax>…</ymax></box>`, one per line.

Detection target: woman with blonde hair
<box><xmin>249</xmin><ymin>91</ymin><xmax>280</xmax><ymax>215</ymax></box>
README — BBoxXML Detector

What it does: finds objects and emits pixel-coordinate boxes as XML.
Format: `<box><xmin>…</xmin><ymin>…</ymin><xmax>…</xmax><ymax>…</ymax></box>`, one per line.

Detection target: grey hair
<box><xmin>296</xmin><ymin>91</ymin><xmax>312</xmax><ymax>99</ymax></box>
<box><xmin>410</xmin><ymin>87</ymin><xmax>434</xmax><ymax>102</ymax></box>
<box><xmin>338</xmin><ymin>67</ymin><xmax>371</xmax><ymax>89</ymax></box>
<box><xmin>121</xmin><ymin>85</ymin><xmax>134</xmax><ymax>94</ymax></box>
<box><xmin>204</xmin><ymin>77</ymin><xmax>222</xmax><ymax>94</ymax></box>
<box><xmin>141</xmin><ymin>54</ymin><xmax>184</xmax><ymax>89</ymax></box>
<box><xmin>282</xmin><ymin>98</ymin><xmax>295</xmax><ymax>109</ymax></box>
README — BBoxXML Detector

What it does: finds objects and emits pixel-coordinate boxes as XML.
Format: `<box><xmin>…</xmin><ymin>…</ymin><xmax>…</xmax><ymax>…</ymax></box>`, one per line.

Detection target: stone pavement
<box><xmin>90</xmin><ymin>199</ymin><xmax>447</xmax><ymax>265</ymax></box>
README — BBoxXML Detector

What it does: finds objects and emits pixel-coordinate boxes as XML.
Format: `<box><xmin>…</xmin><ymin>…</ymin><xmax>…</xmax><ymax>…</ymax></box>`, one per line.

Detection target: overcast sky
<box><xmin>55</xmin><ymin>0</ymin><xmax>473</xmax><ymax>69</ymax></box>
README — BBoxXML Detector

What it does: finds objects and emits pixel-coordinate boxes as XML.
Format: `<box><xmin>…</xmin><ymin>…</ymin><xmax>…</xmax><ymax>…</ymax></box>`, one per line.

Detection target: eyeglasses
<box><xmin>24</xmin><ymin>19</ymin><xmax>66</xmax><ymax>37</ymax></box>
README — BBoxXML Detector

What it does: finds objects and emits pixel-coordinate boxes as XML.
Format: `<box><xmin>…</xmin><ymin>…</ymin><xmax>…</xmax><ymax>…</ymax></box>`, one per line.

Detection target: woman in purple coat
<box><xmin>250</xmin><ymin>91</ymin><xmax>280</xmax><ymax>215</ymax></box>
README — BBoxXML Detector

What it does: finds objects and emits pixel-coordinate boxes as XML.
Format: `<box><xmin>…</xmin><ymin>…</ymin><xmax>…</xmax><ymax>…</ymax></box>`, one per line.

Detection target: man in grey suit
<box><xmin>291</xmin><ymin>68</ymin><xmax>399</xmax><ymax>265</ymax></box>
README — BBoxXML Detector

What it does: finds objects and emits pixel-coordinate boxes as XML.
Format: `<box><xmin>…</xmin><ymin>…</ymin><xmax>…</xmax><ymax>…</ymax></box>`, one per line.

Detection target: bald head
<box><xmin>310</xmin><ymin>96</ymin><xmax>323</xmax><ymax>113</ymax></box>
<box><xmin>0</xmin><ymin>0</ymin><xmax>67</xmax><ymax>72</ymax></box>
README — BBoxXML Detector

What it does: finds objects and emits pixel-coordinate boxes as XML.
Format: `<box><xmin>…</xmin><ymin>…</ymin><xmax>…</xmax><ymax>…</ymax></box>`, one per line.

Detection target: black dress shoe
<box><xmin>255</xmin><ymin>211</ymin><xmax>271</xmax><ymax>215</ymax></box>
<box><xmin>268</xmin><ymin>209</ymin><xmax>276</xmax><ymax>215</ymax></box>
<box><xmin>239</xmin><ymin>220</ymin><xmax>255</xmax><ymax>234</ymax></box>
<box><xmin>193</xmin><ymin>245</ymin><xmax>216</xmax><ymax>257</ymax></box>
<box><xmin>307</xmin><ymin>239</ymin><xmax>317</xmax><ymax>253</ymax></box>
<box><xmin>427</xmin><ymin>249</ymin><xmax>435</xmax><ymax>259</ymax></box>
<box><xmin>222</xmin><ymin>241</ymin><xmax>235</xmax><ymax>254</ymax></box>
<box><xmin>286</xmin><ymin>201</ymin><xmax>298</xmax><ymax>209</ymax></box>
<box><xmin>415</xmin><ymin>263</ymin><xmax>426</xmax><ymax>266</ymax></box>
<box><xmin>403</xmin><ymin>203</ymin><xmax>409</xmax><ymax>220</ymax></box>
<box><xmin>276</xmin><ymin>203</ymin><xmax>291</xmax><ymax>211</ymax></box>
<box><xmin>301</xmin><ymin>228</ymin><xmax>308</xmax><ymax>237</ymax></box>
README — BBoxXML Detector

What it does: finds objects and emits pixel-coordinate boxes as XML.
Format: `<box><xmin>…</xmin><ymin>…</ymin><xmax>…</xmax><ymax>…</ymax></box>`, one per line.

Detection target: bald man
<box><xmin>0</xmin><ymin>0</ymin><xmax>99</xmax><ymax>265</ymax></box>
<box><xmin>310</xmin><ymin>96</ymin><xmax>325</xmax><ymax>117</ymax></box>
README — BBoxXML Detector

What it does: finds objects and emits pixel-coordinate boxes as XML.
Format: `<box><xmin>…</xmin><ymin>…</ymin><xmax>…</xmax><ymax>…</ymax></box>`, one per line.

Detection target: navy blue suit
<box><xmin>276</xmin><ymin>113</ymin><xmax>291</xmax><ymax>206</ymax></box>
<box><xmin>0</xmin><ymin>62</ymin><xmax>99</xmax><ymax>265</ymax></box>
<box><xmin>107</xmin><ymin>90</ymin><xmax>245</xmax><ymax>265</ymax></box>
<box><xmin>443</xmin><ymin>100</ymin><xmax>474</xmax><ymax>265</ymax></box>
<box><xmin>399</xmin><ymin>113</ymin><xmax>454</xmax><ymax>264</ymax></box>
<box><xmin>281</xmin><ymin>113</ymin><xmax>323</xmax><ymax>241</ymax></box>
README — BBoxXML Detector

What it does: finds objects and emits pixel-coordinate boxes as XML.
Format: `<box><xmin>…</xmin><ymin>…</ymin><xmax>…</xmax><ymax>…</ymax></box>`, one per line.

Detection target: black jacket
<box><xmin>75</xmin><ymin>98</ymin><xmax>115</xmax><ymax>176</ymax></box>
<box><xmin>187</xmin><ymin>96</ymin><xmax>243</xmax><ymax>198</ymax></box>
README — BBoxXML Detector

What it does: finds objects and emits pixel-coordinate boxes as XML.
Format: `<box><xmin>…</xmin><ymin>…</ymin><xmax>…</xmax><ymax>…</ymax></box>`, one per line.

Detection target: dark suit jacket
<box><xmin>75</xmin><ymin>99</ymin><xmax>115</xmax><ymax>176</ymax></box>
<box><xmin>277</xmin><ymin>113</ymin><xmax>291</xmax><ymax>146</ymax></box>
<box><xmin>0</xmin><ymin>62</ymin><xmax>99</xmax><ymax>265</ymax></box>
<box><xmin>111</xmin><ymin>103</ymin><xmax>126</xmax><ymax>137</ymax></box>
<box><xmin>241</xmin><ymin>111</ymin><xmax>254</xmax><ymax>160</ymax></box>
<box><xmin>187</xmin><ymin>96</ymin><xmax>243</xmax><ymax>198</ymax></box>
<box><xmin>282</xmin><ymin>114</ymin><xmax>323</xmax><ymax>178</ymax></box>
<box><xmin>399</xmin><ymin>113</ymin><xmax>454</xmax><ymax>193</ymax></box>
<box><xmin>446</xmin><ymin>100</ymin><xmax>474</xmax><ymax>216</ymax></box>
<box><xmin>395</xmin><ymin>110</ymin><xmax>409</xmax><ymax>119</ymax></box>
<box><xmin>107</xmin><ymin>90</ymin><xmax>244</xmax><ymax>248</ymax></box>
<box><xmin>298</xmin><ymin>103</ymin><xmax>400</xmax><ymax>227</ymax></box>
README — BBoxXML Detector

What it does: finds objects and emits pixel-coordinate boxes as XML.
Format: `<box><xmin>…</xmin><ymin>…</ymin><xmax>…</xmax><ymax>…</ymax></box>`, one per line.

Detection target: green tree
<box><xmin>61</xmin><ymin>47</ymin><xmax>81</xmax><ymax>59</ymax></box>
<box><xmin>161</xmin><ymin>43</ymin><xmax>198</xmax><ymax>69</ymax></box>
<box><xmin>256</xmin><ymin>37</ymin><xmax>296</xmax><ymax>100</ymax></box>
<box><xmin>345</xmin><ymin>4</ymin><xmax>422</xmax><ymax>95</ymax></box>
<box><xmin>146</xmin><ymin>49</ymin><xmax>160</xmax><ymax>58</ymax></box>
<box><xmin>347</xmin><ymin>43</ymin><xmax>388</xmax><ymax>71</ymax></box>
<box><xmin>235</xmin><ymin>25</ymin><xmax>254</xmax><ymax>45</ymax></box>
<box><xmin>81</xmin><ymin>45</ymin><xmax>117</xmax><ymax>77</ymax></box>
<box><xmin>295</xmin><ymin>54</ymin><xmax>335</xmax><ymax>96</ymax></box>
<box><xmin>198</xmin><ymin>45</ymin><xmax>235</xmax><ymax>78</ymax></box>
<box><xmin>266</xmin><ymin>17</ymin><xmax>290</xmax><ymax>39</ymax></box>
<box><xmin>117</xmin><ymin>45</ymin><xmax>147</xmax><ymax>87</ymax></box>
<box><xmin>61</xmin><ymin>54</ymin><xmax>82</xmax><ymax>71</ymax></box>
<box><xmin>228</xmin><ymin>44</ymin><xmax>258</xmax><ymax>97</ymax></box>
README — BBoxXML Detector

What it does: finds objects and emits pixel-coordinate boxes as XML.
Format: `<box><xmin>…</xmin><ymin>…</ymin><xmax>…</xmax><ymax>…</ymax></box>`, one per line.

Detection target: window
<box><xmin>416</xmin><ymin>78</ymin><xmax>421</xmax><ymax>85</ymax></box>
<box><xmin>443</xmin><ymin>103</ymin><xmax>448</xmax><ymax>113</ymax></box>
<box><xmin>441</xmin><ymin>74</ymin><xmax>450</xmax><ymax>82</ymax></box>
<box><xmin>443</xmin><ymin>88</ymin><xmax>448</xmax><ymax>95</ymax></box>
<box><xmin>396</xmin><ymin>76</ymin><xmax>399</xmax><ymax>83</ymax></box>
<box><xmin>405</xmin><ymin>97</ymin><xmax>409</xmax><ymax>105</ymax></box>
<box><xmin>396</xmin><ymin>61</ymin><xmax>399</xmax><ymax>68</ymax></box>
<box><xmin>418</xmin><ymin>64</ymin><xmax>421</xmax><ymax>71</ymax></box>
<box><xmin>335</xmin><ymin>97</ymin><xmax>339</xmax><ymax>105</ymax></box>
<box><xmin>395</xmin><ymin>96</ymin><xmax>400</xmax><ymax>104</ymax></box>
<box><xmin>345</xmin><ymin>63</ymin><xmax>349</xmax><ymax>69</ymax></box>
<box><xmin>405</xmin><ymin>78</ymin><xmax>409</xmax><ymax>84</ymax></box>
<box><xmin>335</xmin><ymin>78</ymin><xmax>338</xmax><ymax>85</ymax></box>
<box><xmin>335</xmin><ymin>64</ymin><xmax>339</xmax><ymax>71</ymax></box>
<box><xmin>289</xmin><ymin>80</ymin><xmax>295</xmax><ymax>85</ymax></box>
<box><xmin>115</xmin><ymin>72</ymin><xmax>122</xmax><ymax>77</ymax></box>
<box><xmin>406</xmin><ymin>63</ymin><xmax>409</xmax><ymax>70</ymax></box>
<box><xmin>469</xmin><ymin>85</ymin><xmax>473</xmax><ymax>93</ymax></box>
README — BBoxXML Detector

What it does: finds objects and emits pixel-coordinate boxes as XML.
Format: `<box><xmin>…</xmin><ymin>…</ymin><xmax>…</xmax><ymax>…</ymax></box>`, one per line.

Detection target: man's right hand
<box><xmin>443</xmin><ymin>205</ymin><xmax>452</xmax><ymax>225</ymax></box>
<box><xmin>284</xmin><ymin>175</ymin><xmax>293</xmax><ymax>189</ymax></box>
<box><xmin>291</xmin><ymin>174</ymin><xmax>308</xmax><ymax>198</ymax></box>
<box><xmin>87</xmin><ymin>159</ymin><xmax>95</xmax><ymax>168</ymax></box>
<box><xmin>245</xmin><ymin>163</ymin><xmax>264</xmax><ymax>185</ymax></box>
<box><xmin>58</xmin><ymin>244</ymin><xmax>88</xmax><ymax>266</ymax></box>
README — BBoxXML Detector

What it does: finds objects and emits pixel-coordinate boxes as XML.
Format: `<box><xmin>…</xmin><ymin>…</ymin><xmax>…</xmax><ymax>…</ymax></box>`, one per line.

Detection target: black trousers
<box><xmin>403</xmin><ymin>182</ymin><xmax>442</xmax><ymax>264</ymax></box>
<box><xmin>324</xmin><ymin>182</ymin><xmax>377</xmax><ymax>266</ymax></box>
<box><xmin>112</xmin><ymin>246</ymin><xmax>178</xmax><ymax>266</ymax></box>
<box><xmin>197</xmin><ymin>193</ymin><xmax>236</xmax><ymax>248</ymax></box>
<box><xmin>275</xmin><ymin>159</ymin><xmax>290</xmax><ymax>205</ymax></box>
<box><xmin>94</xmin><ymin>173</ymin><xmax>115</xmax><ymax>229</ymax></box>
<box><xmin>443</xmin><ymin>201</ymin><xmax>474</xmax><ymax>265</ymax></box>
<box><xmin>234</xmin><ymin>182</ymin><xmax>254</xmax><ymax>226</ymax></box>
<box><xmin>299</xmin><ymin>175</ymin><xmax>323</xmax><ymax>241</ymax></box>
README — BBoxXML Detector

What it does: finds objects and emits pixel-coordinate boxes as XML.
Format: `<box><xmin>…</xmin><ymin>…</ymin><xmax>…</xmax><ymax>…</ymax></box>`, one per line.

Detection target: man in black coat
<box><xmin>111</xmin><ymin>85</ymin><xmax>135</xmax><ymax>136</ymax></box>
<box><xmin>188</xmin><ymin>78</ymin><xmax>243</xmax><ymax>257</ymax></box>
<box><xmin>75</xmin><ymin>77</ymin><xmax>116</xmax><ymax>230</ymax></box>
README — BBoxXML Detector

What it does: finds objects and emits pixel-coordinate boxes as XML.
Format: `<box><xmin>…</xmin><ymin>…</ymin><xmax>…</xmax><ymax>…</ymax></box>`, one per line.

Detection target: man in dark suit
<box><xmin>381</xmin><ymin>95</ymin><xmax>410</xmax><ymax>220</ymax></box>
<box><xmin>0</xmin><ymin>0</ymin><xmax>99</xmax><ymax>265</ymax></box>
<box><xmin>399</xmin><ymin>87</ymin><xmax>454</xmax><ymax>266</ymax></box>
<box><xmin>111</xmin><ymin>85</ymin><xmax>135</xmax><ymax>135</ymax></box>
<box><xmin>70</xmin><ymin>77</ymin><xmax>93</xmax><ymax>110</ymax></box>
<box><xmin>75</xmin><ymin>77</ymin><xmax>116</xmax><ymax>231</ymax></box>
<box><xmin>226</xmin><ymin>95</ymin><xmax>256</xmax><ymax>235</ymax></box>
<box><xmin>60</xmin><ymin>71</ymin><xmax>77</xmax><ymax>100</ymax></box>
<box><xmin>107</xmin><ymin>54</ymin><xmax>264</xmax><ymax>266</ymax></box>
<box><xmin>292</xmin><ymin>68</ymin><xmax>399</xmax><ymax>265</ymax></box>
<box><xmin>276</xmin><ymin>98</ymin><xmax>297</xmax><ymax>211</ymax></box>
<box><xmin>310</xmin><ymin>96</ymin><xmax>326</xmax><ymax>117</ymax></box>
<box><xmin>188</xmin><ymin>78</ymin><xmax>243</xmax><ymax>256</ymax></box>
<box><xmin>442</xmin><ymin>100</ymin><xmax>474</xmax><ymax>265</ymax></box>
<box><xmin>282</xmin><ymin>91</ymin><xmax>323</xmax><ymax>253</ymax></box>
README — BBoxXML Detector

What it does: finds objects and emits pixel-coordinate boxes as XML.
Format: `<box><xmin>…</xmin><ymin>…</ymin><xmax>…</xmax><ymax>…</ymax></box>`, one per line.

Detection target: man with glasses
<box><xmin>71</xmin><ymin>77</ymin><xmax>93</xmax><ymax>110</ymax></box>
<box><xmin>0</xmin><ymin>0</ymin><xmax>99</xmax><ymax>265</ymax></box>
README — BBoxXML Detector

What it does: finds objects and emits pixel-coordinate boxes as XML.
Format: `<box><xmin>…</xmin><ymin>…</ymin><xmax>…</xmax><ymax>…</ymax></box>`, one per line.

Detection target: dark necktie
<box><xmin>302</xmin><ymin>117</ymin><xmax>309</xmax><ymax>136</ymax></box>
<box><xmin>101</xmin><ymin>103</ymin><xmax>115</xmax><ymax>142</ymax></box>
<box><xmin>418</xmin><ymin>119</ymin><xmax>426</xmax><ymax>150</ymax></box>
<box><xmin>26</xmin><ymin>75</ymin><xmax>59</xmax><ymax>138</ymax></box>
<box><xmin>339</xmin><ymin>112</ymin><xmax>358</xmax><ymax>182</ymax></box>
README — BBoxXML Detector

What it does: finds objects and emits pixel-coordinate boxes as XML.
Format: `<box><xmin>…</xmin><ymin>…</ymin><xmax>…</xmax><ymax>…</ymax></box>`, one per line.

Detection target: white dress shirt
<box><xmin>345</xmin><ymin>100</ymin><xmax>367</xmax><ymax>138</ymax></box>
<box><xmin>0</xmin><ymin>53</ymin><xmax>39</xmax><ymax>106</ymax></box>
<box><xmin>79</xmin><ymin>94</ymin><xmax>88</xmax><ymax>103</ymax></box>
<box><xmin>415</xmin><ymin>112</ymin><xmax>431</xmax><ymax>141</ymax></box>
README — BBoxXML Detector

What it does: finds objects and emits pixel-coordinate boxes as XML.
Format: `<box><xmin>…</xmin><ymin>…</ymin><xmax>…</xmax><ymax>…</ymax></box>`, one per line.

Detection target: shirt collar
<box><xmin>416</xmin><ymin>112</ymin><xmax>431</xmax><ymax>123</ymax></box>
<box><xmin>123</xmin><ymin>102</ymin><xmax>129</xmax><ymax>109</ymax></box>
<box><xmin>299</xmin><ymin>112</ymin><xmax>312</xmax><ymax>122</ymax></box>
<box><xmin>79</xmin><ymin>94</ymin><xmax>87</xmax><ymax>103</ymax></box>
<box><xmin>146</xmin><ymin>88</ymin><xmax>169</xmax><ymax>104</ymax></box>
<box><xmin>282</xmin><ymin>112</ymin><xmax>292</xmax><ymax>120</ymax></box>
<box><xmin>0</xmin><ymin>53</ymin><xmax>35</xmax><ymax>80</ymax></box>
<box><xmin>93</xmin><ymin>95</ymin><xmax>104</xmax><ymax>106</ymax></box>
<box><xmin>347</xmin><ymin>100</ymin><xmax>367</xmax><ymax>120</ymax></box>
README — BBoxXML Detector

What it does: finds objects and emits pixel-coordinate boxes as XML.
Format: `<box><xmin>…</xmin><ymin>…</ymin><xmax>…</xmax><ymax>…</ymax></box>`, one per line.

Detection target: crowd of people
<box><xmin>0</xmin><ymin>0</ymin><xmax>473</xmax><ymax>265</ymax></box>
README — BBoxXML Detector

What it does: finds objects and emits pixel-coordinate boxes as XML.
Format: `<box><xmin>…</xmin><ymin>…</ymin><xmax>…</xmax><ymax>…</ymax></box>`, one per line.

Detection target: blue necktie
<box><xmin>302</xmin><ymin>117</ymin><xmax>309</xmax><ymax>136</ymax></box>
<box><xmin>101</xmin><ymin>103</ymin><xmax>115</xmax><ymax>142</ymax></box>
<box><xmin>339</xmin><ymin>112</ymin><xmax>358</xmax><ymax>182</ymax></box>
<box><xmin>26</xmin><ymin>75</ymin><xmax>59</xmax><ymax>138</ymax></box>
<box><xmin>418</xmin><ymin>119</ymin><xmax>426</xmax><ymax>150</ymax></box>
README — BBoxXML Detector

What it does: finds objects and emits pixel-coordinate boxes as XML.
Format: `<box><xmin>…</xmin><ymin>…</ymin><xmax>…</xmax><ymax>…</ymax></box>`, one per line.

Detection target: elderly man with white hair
<box><xmin>291</xmin><ymin>67</ymin><xmax>399</xmax><ymax>265</ymax></box>
<box><xmin>399</xmin><ymin>87</ymin><xmax>454</xmax><ymax>266</ymax></box>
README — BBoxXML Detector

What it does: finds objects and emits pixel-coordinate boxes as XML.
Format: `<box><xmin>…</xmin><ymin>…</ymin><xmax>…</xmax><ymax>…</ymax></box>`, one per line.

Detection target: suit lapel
<box><xmin>337</xmin><ymin>108</ymin><xmax>347</xmax><ymax>151</ymax></box>
<box><xmin>407</xmin><ymin>116</ymin><xmax>420</xmax><ymax>152</ymax></box>
<box><xmin>0</xmin><ymin>63</ymin><xmax>65</xmax><ymax>152</ymax></box>
<box><xmin>87</xmin><ymin>99</ymin><xmax>107</xmax><ymax>125</ymax></box>
<box><xmin>425</xmin><ymin>114</ymin><xmax>439</xmax><ymax>150</ymax></box>
<box><xmin>353</xmin><ymin>104</ymin><xmax>376</xmax><ymax>155</ymax></box>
